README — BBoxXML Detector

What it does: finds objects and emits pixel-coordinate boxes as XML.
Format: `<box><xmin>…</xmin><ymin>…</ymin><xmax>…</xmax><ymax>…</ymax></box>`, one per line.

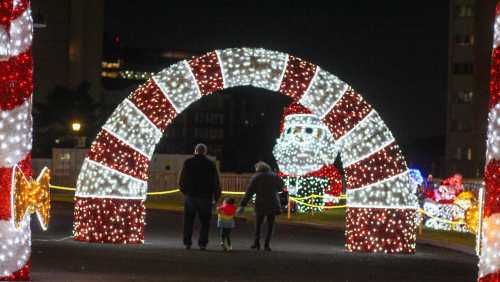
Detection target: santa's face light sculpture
<box><xmin>273</xmin><ymin>113</ymin><xmax>339</xmax><ymax>176</ymax></box>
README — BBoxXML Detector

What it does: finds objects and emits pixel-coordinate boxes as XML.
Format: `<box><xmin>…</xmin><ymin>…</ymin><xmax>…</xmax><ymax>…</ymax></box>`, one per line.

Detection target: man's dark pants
<box><xmin>183</xmin><ymin>196</ymin><xmax>213</xmax><ymax>247</ymax></box>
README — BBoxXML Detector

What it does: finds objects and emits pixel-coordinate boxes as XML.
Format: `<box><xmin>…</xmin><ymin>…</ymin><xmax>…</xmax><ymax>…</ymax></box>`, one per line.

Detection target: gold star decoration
<box><xmin>13</xmin><ymin>167</ymin><xmax>51</xmax><ymax>230</ymax></box>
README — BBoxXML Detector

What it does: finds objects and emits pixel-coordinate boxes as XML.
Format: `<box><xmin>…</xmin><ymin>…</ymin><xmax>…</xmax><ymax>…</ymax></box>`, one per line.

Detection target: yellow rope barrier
<box><xmin>146</xmin><ymin>189</ymin><xmax>180</xmax><ymax>196</ymax></box>
<box><xmin>289</xmin><ymin>197</ymin><xmax>347</xmax><ymax>209</ymax></box>
<box><xmin>49</xmin><ymin>185</ymin><xmax>78</xmax><ymax>192</ymax></box>
<box><xmin>49</xmin><ymin>185</ymin><xmax>465</xmax><ymax>224</ymax></box>
<box><xmin>49</xmin><ymin>185</ymin><xmax>246</xmax><ymax>196</ymax></box>
<box><xmin>221</xmin><ymin>191</ymin><xmax>245</xmax><ymax>195</ymax></box>
<box><xmin>50</xmin><ymin>184</ymin><xmax>346</xmax><ymax>199</ymax></box>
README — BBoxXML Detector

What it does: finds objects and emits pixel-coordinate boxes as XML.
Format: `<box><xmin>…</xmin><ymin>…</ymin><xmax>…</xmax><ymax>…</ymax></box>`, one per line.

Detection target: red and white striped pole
<box><xmin>0</xmin><ymin>0</ymin><xmax>33</xmax><ymax>280</ymax></box>
<box><xmin>478</xmin><ymin>2</ymin><xmax>500</xmax><ymax>281</ymax></box>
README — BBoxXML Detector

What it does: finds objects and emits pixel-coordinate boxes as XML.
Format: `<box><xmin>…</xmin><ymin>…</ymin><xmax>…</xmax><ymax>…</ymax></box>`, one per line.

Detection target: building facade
<box><xmin>445</xmin><ymin>0</ymin><xmax>496</xmax><ymax>177</ymax></box>
<box><xmin>31</xmin><ymin>0</ymin><xmax>104</xmax><ymax>102</ymax></box>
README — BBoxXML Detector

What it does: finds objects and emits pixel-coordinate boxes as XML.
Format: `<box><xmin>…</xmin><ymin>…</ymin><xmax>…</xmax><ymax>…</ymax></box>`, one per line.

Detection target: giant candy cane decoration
<box><xmin>0</xmin><ymin>0</ymin><xmax>33</xmax><ymax>280</ymax></box>
<box><xmin>478</xmin><ymin>3</ymin><xmax>500</xmax><ymax>282</ymax></box>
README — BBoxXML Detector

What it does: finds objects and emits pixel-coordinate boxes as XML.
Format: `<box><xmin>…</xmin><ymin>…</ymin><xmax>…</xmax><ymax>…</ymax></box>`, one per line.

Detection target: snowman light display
<box><xmin>273</xmin><ymin>103</ymin><xmax>343</xmax><ymax>212</ymax></box>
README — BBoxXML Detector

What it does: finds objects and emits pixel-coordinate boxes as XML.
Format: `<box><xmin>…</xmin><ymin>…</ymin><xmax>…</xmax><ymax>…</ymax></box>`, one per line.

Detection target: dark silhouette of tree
<box><xmin>33</xmin><ymin>81</ymin><xmax>99</xmax><ymax>157</ymax></box>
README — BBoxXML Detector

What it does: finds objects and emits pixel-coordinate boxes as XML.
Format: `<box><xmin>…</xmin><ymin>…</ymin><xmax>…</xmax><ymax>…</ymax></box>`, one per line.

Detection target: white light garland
<box><xmin>216</xmin><ymin>48</ymin><xmax>288</xmax><ymax>91</ymax></box>
<box><xmin>479</xmin><ymin>213</ymin><xmax>500</xmax><ymax>277</ymax></box>
<box><xmin>298</xmin><ymin>68</ymin><xmax>349</xmax><ymax>118</ymax></box>
<box><xmin>102</xmin><ymin>99</ymin><xmax>161</xmax><ymax>158</ymax></box>
<box><xmin>0</xmin><ymin>26</ymin><xmax>8</xmax><ymax>59</ymax></box>
<box><xmin>0</xmin><ymin>8</ymin><xmax>32</xmax><ymax>60</ymax></box>
<box><xmin>152</xmin><ymin>60</ymin><xmax>201</xmax><ymax>112</ymax></box>
<box><xmin>0</xmin><ymin>99</ymin><xmax>32</xmax><ymax>167</ymax></box>
<box><xmin>347</xmin><ymin>171</ymin><xmax>417</xmax><ymax>208</ymax></box>
<box><xmin>76</xmin><ymin>159</ymin><xmax>147</xmax><ymax>199</ymax></box>
<box><xmin>0</xmin><ymin>218</ymin><xmax>30</xmax><ymax>277</ymax></box>
<box><xmin>338</xmin><ymin>110</ymin><xmax>394</xmax><ymax>167</ymax></box>
<box><xmin>494</xmin><ymin>13</ymin><xmax>500</xmax><ymax>48</ymax></box>
<box><xmin>486</xmin><ymin>103</ymin><xmax>500</xmax><ymax>163</ymax></box>
<box><xmin>8</xmin><ymin>8</ymin><xmax>32</xmax><ymax>57</ymax></box>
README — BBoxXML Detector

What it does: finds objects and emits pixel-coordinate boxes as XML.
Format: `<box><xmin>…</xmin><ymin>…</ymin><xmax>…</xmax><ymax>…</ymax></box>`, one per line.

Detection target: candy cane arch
<box><xmin>74</xmin><ymin>48</ymin><xmax>418</xmax><ymax>253</ymax></box>
<box><xmin>0</xmin><ymin>0</ymin><xmax>33</xmax><ymax>280</ymax></box>
<box><xmin>478</xmin><ymin>3</ymin><xmax>500</xmax><ymax>281</ymax></box>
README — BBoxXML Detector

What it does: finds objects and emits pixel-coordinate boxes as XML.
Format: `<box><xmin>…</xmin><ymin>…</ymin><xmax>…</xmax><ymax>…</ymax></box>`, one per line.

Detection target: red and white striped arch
<box><xmin>0</xmin><ymin>0</ymin><xmax>33</xmax><ymax>280</ymax></box>
<box><xmin>478</xmin><ymin>3</ymin><xmax>500</xmax><ymax>281</ymax></box>
<box><xmin>74</xmin><ymin>48</ymin><xmax>418</xmax><ymax>253</ymax></box>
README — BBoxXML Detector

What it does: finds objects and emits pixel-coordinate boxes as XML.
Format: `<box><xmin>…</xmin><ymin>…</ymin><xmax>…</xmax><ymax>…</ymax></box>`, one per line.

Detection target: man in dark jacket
<box><xmin>179</xmin><ymin>143</ymin><xmax>221</xmax><ymax>250</ymax></box>
<box><xmin>239</xmin><ymin>161</ymin><xmax>284</xmax><ymax>251</ymax></box>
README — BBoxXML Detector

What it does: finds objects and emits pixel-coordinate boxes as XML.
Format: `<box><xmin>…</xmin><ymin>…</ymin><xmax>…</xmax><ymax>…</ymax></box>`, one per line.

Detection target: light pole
<box><xmin>71</xmin><ymin>121</ymin><xmax>84</xmax><ymax>147</ymax></box>
<box><xmin>71</xmin><ymin>121</ymin><xmax>81</xmax><ymax>133</ymax></box>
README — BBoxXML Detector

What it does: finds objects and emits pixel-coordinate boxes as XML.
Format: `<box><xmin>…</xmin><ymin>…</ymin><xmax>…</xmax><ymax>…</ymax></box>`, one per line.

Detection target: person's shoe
<box><xmin>220</xmin><ymin>242</ymin><xmax>227</xmax><ymax>251</ymax></box>
<box><xmin>199</xmin><ymin>245</ymin><xmax>207</xmax><ymax>251</ymax></box>
<box><xmin>250</xmin><ymin>242</ymin><xmax>260</xmax><ymax>250</ymax></box>
<box><xmin>184</xmin><ymin>245</ymin><xmax>191</xmax><ymax>250</ymax></box>
<box><xmin>227</xmin><ymin>245</ymin><xmax>232</xmax><ymax>252</ymax></box>
<box><xmin>264</xmin><ymin>245</ymin><xmax>272</xmax><ymax>252</ymax></box>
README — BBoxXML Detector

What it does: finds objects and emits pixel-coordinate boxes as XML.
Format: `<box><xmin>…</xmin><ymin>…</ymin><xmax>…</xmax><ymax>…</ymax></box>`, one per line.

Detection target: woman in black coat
<box><xmin>239</xmin><ymin>161</ymin><xmax>284</xmax><ymax>251</ymax></box>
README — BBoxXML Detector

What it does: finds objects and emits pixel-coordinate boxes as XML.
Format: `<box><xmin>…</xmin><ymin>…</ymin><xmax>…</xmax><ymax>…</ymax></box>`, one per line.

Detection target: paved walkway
<box><xmin>30</xmin><ymin>203</ymin><xmax>478</xmax><ymax>281</ymax></box>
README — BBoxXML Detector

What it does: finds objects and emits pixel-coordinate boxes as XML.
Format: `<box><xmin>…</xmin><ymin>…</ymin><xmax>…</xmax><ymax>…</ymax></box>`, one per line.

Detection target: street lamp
<box><xmin>71</xmin><ymin>122</ymin><xmax>81</xmax><ymax>132</ymax></box>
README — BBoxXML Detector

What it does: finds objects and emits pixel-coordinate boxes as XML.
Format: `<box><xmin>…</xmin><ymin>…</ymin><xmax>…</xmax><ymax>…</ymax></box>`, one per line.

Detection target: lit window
<box><xmin>456</xmin><ymin>147</ymin><xmax>462</xmax><ymax>160</ymax></box>
<box><xmin>467</xmin><ymin>147</ymin><xmax>472</xmax><ymax>160</ymax></box>
<box><xmin>455</xmin><ymin>1</ymin><xmax>475</xmax><ymax>18</ymax></box>
<box><xmin>457</xmin><ymin>91</ymin><xmax>474</xmax><ymax>103</ymax></box>
<box><xmin>454</xmin><ymin>34</ymin><xmax>475</xmax><ymax>46</ymax></box>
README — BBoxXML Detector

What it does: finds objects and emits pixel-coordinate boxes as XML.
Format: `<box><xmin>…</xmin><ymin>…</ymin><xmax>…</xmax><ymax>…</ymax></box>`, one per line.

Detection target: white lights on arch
<box><xmin>298</xmin><ymin>68</ymin><xmax>349</xmax><ymax>118</ymax></box>
<box><xmin>0</xmin><ymin>8</ymin><xmax>32</xmax><ymax>59</ymax></box>
<box><xmin>75</xmin><ymin>47</ymin><xmax>417</xmax><ymax>253</ymax></box>
<box><xmin>102</xmin><ymin>99</ymin><xmax>161</xmax><ymax>158</ymax></box>
<box><xmin>76</xmin><ymin>159</ymin><xmax>147</xmax><ymax>199</ymax></box>
<box><xmin>8</xmin><ymin>8</ymin><xmax>32</xmax><ymax>57</ymax></box>
<box><xmin>153</xmin><ymin>60</ymin><xmax>201</xmax><ymax>113</ymax></box>
<box><xmin>486</xmin><ymin>104</ymin><xmax>500</xmax><ymax>164</ymax></box>
<box><xmin>347</xmin><ymin>171</ymin><xmax>417</xmax><ymax>208</ymax></box>
<box><xmin>338</xmin><ymin>110</ymin><xmax>394</xmax><ymax>167</ymax></box>
<box><xmin>216</xmin><ymin>48</ymin><xmax>288</xmax><ymax>91</ymax></box>
<box><xmin>0</xmin><ymin>218</ymin><xmax>30</xmax><ymax>277</ymax></box>
<box><xmin>0</xmin><ymin>27</ymin><xmax>8</xmax><ymax>59</ymax></box>
<box><xmin>494</xmin><ymin>13</ymin><xmax>500</xmax><ymax>48</ymax></box>
<box><xmin>479</xmin><ymin>213</ymin><xmax>500</xmax><ymax>278</ymax></box>
<box><xmin>0</xmin><ymin>100</ymin><xmax>32</xmax><ymax>167</ymax></box>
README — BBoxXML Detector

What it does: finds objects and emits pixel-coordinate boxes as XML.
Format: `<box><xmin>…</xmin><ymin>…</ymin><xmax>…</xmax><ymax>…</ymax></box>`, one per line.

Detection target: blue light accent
<box><xmin>408</xmin><ymin>168</ymin><xmax>424</xmax><ymax>187</ymax></box>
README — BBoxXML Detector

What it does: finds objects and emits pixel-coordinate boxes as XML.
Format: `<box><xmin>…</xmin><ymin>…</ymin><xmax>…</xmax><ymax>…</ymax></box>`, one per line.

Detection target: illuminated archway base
<box><xmin>73</xmin><ymin>48</ymin><xmax>418</xmax><ymax>253</ymax></box>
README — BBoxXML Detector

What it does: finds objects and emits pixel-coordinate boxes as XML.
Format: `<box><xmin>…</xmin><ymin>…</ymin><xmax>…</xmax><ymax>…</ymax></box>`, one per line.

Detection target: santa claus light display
<box><xmin>74</xmin><ymin>47</ymin><xmax>417</xmax><ymax>253</ymax></box>
<box><xmin>274</xmin><ymin>103</ymin><xmax>343</xmax><ymax>212</ymax></box>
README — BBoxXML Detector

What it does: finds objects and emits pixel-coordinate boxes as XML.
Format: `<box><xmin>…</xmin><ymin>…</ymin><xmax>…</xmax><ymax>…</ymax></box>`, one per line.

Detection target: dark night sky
<box><xmin>105</xmin><ymin>0</ymin><xmax>449</xmax><ymax>146</ymax></box>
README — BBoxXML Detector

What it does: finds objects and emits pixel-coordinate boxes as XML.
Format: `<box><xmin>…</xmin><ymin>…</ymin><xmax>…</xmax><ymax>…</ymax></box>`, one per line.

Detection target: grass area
<box><xmin>52</xmin><ymin>192</ymin><xmax>476</xmax><ymax>250</ymax></box>
<box><xmin>418</xmin><ymin>229</ymin><xmax>476</xmax><ymax>248</ymax></box>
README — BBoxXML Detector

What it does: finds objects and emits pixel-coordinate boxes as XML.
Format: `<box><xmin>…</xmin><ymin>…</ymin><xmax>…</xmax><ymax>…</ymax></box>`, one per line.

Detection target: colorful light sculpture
<box><xmin>74</xmin><ymin>48</ymin><xmax>418</xmax><ymax>253</ymax></box>
<box><xmin>478</xmin><ymin>3</ymin><xmax>500</xmax><ymax>281</ymax></box>
<box><xmin>274</xmin><ymin>103</ymin><xmax>343</xmax><ymax>212</ymax></box>
<box><xmin>0</xmin><ymin>0</ymin><xmax>33</xmax><ymax>280</ymax></box>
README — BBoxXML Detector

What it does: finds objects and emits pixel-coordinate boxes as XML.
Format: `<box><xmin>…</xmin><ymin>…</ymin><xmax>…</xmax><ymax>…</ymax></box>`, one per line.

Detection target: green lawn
<box><xmin>51</xmin><ymin>192</ymin><xmax>476</xmax><ymax>251</ymax></box>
